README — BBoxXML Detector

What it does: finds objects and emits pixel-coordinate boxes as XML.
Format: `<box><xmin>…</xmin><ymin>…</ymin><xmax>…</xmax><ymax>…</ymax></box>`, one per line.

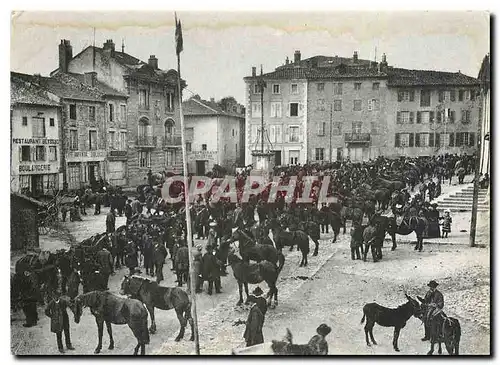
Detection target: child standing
<box><xmin>441</xmin><ymin>209</ymin><xmax>452</xmax><ymax>238</ymax></box>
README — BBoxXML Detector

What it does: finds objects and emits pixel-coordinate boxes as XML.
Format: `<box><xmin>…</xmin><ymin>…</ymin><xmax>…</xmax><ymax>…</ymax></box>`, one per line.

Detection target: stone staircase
<box><xmin>433</xmin><ymin>184</ymin><xmax>490</xmax><ymax>213</ymax></box>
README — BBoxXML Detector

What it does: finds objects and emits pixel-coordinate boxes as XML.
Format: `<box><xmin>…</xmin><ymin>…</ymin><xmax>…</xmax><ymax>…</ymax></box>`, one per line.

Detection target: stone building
<box><xmin>11</xmin><ymin>73</ymin><xmax>62</xmax><ymax>197</ymax></box>
<box><xmin>51</xmin><ymin>39</ymin><xmax>185</xmax><ymax>186</ymax></box>
<box><xmin>245</xmin><ymin>50</ymin><xmax>481</xmax><ymax>164</ymax></box>
<box><xmin>11</xmin><ymin>193</ymin><xmax>42</xmax><ymax>251</ymax></box>
<box><xmin>183</xmin><ymin>97</ymin><xmax>245</xmax><ymax>175</ymax></box>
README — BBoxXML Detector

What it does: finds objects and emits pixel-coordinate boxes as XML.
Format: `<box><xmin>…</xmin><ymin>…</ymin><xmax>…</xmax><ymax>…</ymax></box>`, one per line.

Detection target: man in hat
<box><xmin>320</xmin><ymin>203</ymin><xmax>330</xmax><ymax>234</ymax></box>
<box><xmin>96</xmin><ymin>244</ymin><xmax>113</xmax><ymax>290</ymax></box>
<box><xmin>153</xmin><ymin>239</ymin><xmax>168</xmax><ymax>284</ymax></box>
<box><xmin>94</xmin><ymin>192</ymin><xmax>101</xmax><ymax>215</ymax></box>
<box><xmin>106</xmin><ymin>210</ymin><xmax>116</xmax><ymax>234</ymax></box>
<box><xmin>202</xmin><ymin>244</ymin><xmax>222</xmax><ymax>295</ymax></box>
<box><xmin>193</xmin><ymin>244</ymin><xmax>203</xmax><ymax>293</ymax></box>
<box><xmin>125</xmin><ymin>199</ymin><xmax>133</xmax><ymax>225</ymax></box>
<box><xmin>243</xmin><ymin>287</ymin><xmax>267</xmax><ymax>347</ymax></box>
<box><xmin>421</xmin><ymin>280</ymin><xmax>444</xmax><ymax>341</ymax></box>
<box><xmin>174</xmin><ymin>239</ymin><xmax>189</xmax><ymax>287</ymax></box>
<box><xmin>45</xmin><ymin>294</ymin><xmax>75</xmax><ymax>353</ymax></box>
<box><xmin>207</xmin><ymin>221</ymin><xmax>218</xmax><ymax>249</ymax></box>
<box><xmin>307</xmin><ymin>323</ymin><xmax>332</xmax><ymax>355</ymax></box>
<box><xmin>18</xmin><ymin>271</ymin><xmax>39</xmax><ymax>327</ymax></box>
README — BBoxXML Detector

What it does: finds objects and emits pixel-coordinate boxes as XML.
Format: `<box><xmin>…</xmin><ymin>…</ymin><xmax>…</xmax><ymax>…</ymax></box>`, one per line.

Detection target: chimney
<box><xmin>210</xmin><ymin>97</ymin><xmax>215</xmax><ymax>103</ymax></box>
<box><xmin>294</xmin><ymin>50</ymin><xmax>301</xmax><ymax>64</ymax></box>
<box><xmin>353</xmin><ymin>51</ymin><xmax>358</xmax><ymax>63</ymax></box>
<box><xmin>33</xmin><ymin>73</ymin><xmax>42</xmax><ymax>86</ymax></box>
<box><xmin>285</xmin><ymin>57</ymin><xmax>289</xmax><ymax>65</ymax></box>
<box><xmin>382</xmin><ymin>53</ymin><xmax>387</xmax><ymax>64</ymax></box>
<box><xmin>380</xmin><ymin>53</ymin><xmax>388</xmax><ymax>72</ymax></box>
<box><xmin>103</xmin><ymin>39</ymin><xmax>115</xmax><ymax>57</ymax></box>
<box><xmin>58</xmin><ymin>39</ymin><xmax>73</xmax><ymax>73</ymax></box>
<box><xmin>252</xmin><ymin>67</ymin><xmax>256</xmax><ymax>77</ymax></box>
<box><xmin>148</xmin><ymin>55</ymin><xmax>158</xmax><ymax>69</ymax></box>
<box><xmin>84</xmin><ymin>71</ymin><xmax>97</xmax><ymax>87</ymax></box>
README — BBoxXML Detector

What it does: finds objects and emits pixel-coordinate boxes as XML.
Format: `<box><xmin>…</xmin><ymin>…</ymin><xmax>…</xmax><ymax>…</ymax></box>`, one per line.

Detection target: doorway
<box><xmin>31</xmin><ymin>175</ymin><xmax>44</xmax><ymax>197</ymax></box>
<box><xmin>289</xmin><ymin>150</ymin><xmax>299</xmax><ymax>165</ymax></box>
<box><xmin>196</xmin><ymin>160</ymin><xmax>207</xmax><ymax>175</ymax></box>
<box><xmin>336</xmin><ymin>147</ymin><xmax>343</xmax><ymax>161</ymax></box>
<box><xmin>274</xmin><ymin>150</ymin><xmax>282</xmax><ymax>166</ymax></box>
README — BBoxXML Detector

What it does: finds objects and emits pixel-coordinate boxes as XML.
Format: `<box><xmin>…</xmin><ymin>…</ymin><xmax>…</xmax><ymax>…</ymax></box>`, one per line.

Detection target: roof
<box><xmin>386</xmin><ymin>68</ymin><xmax>480</xmax><ymax>87</ymax></box>
<box><xmin>11</xmin><ymin>73</ymin><xmax>60</xmax><ymax>107</ymax></box>
<box><xmin>183</xmin><ymin>98</ymin><xmax>245</xmax><ymax>119</ymax></box>
<box><xmin>11</xmin><ymin>192</ymin><xmax>45</xmax><ymax>208</ymax></box>
<box><xmin>67</xmin><ymin>72</ymin><xmax>127</xmax><ymax>98</ymax></box>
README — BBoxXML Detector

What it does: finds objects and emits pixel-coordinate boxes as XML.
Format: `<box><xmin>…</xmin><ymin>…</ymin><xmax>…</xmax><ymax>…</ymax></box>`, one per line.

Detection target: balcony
<box><xmin>344</xmin><ymin>133</ymin><xmax>371</xmax><ymax>144</ymax></box>
<box><xmin>162</xmin><ymin>135</ymin><xmax>182</xmax><ymax>148</ymax></box>
<box><xmin>136</xmin><ymin>136</ymin><xmax>156</xmax><ymax>148</ymax></box>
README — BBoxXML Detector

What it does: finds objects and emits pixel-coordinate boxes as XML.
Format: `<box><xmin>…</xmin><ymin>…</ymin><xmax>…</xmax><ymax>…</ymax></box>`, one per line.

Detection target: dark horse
<box><xmin>228</xmin><ymin>250</ymin><xmax>280</xmax><ymax>308</ymax></box>
<box><xmin>361</xmin><ymin>294</ymin><xmax>422</xmax><ymax>352</ymax></box>
<box><xmin>298</xmin><ymin>221</ymin><xmax>321</xmax><ymax>256</ymax></box>
<box><xmin>373</xmin><ymin>214</ymin><xmax>428</xmax><ymax>252</ymax></box>
<box><xmin>417</xmin><ymin>296</ymin><xmax>461</xmax><ymax>355</ymax></box>
<box><xmin>268</xmin><ymin>218</ymin><xmax>310</xmax><ymax>267</ymax></box>
<box><xmin>120</xmin><ymin>275</ymin><xmax>194</xmax><ymax>341</ymax></box>
<box><xmin>70</xmin><ymin>291</ymin><xmax>150</xmax><ymax>355</ymax></box>
<box><xmin>223</xmin><ymin>227</ymin><xmax>285</xmax><ymax>272</ymax></box>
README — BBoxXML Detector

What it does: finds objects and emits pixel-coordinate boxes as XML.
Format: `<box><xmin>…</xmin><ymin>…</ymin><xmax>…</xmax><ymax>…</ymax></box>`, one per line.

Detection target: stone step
<box><xmin>441</xmin><ymin>198</ymin><xmax>489</xmax><ymax>203</ymax></box>
<box><xmin>440</xmin><ymin>207</ymin><xmax>489</xmax><ymax>212</ymax></box>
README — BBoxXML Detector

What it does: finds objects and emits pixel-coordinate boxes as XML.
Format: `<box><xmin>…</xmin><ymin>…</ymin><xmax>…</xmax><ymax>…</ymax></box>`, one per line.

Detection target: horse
<box><xmin>70</xmin><ymin>291</ymin><xmax>150</xmax><ymax>355</ymax></box>
<box><xmin>268</xmin><ymin>219</ymin><xmax>310</xmax><ymax>267</ymax></box>
<box><xmin>120</xmin><ymin>275</ymin><xmax>194</xmax><ymax>340</ymax></box>
<box><xmin>360</xmin><ymin>294</ymin><xmax>422</xmax><ymax>352</ymax></box>
<box><xmin>361</xmin><ymin>222</ymin><xmax>383</xmax><ymax>262</ymax></box>
<box><xmin>340</xmin><ymin>206</ymin><xmax>364</xmax><ymax>235</ymax></box>
<box><xmin>227</xmin><ymin>250</ymin><xmax>279</xmax><ymax>308</ymax></box>
<box><xmin>372</xmin><ymin>214</ymin><xmax>428</xmax><ymax>252</ymax></box>
<box><xmin>298</xmin><ymin>221</ymin><xmax>321</xmax><ymax>256</ymax></box>
<box><xmin>416</xmin><ymin>297</ymin><xmax>461</xmax><ymax>355</ymax></box>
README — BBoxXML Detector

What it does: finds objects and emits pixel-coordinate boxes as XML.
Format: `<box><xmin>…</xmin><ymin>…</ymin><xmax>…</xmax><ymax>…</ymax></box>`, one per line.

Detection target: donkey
<box><xmin>360</xmin><ymin>294</ymin><xmax>422</xmax><ymax>352</ymax></box>
<box><xmin>268</xmin><ymin>218</ymin><xmax>310</xmax><ymax>267</ymax></box>
<box><xmin>120</xmin><ymin>275</ymin><xmax>194</xmax><ymax>341</ymax></box>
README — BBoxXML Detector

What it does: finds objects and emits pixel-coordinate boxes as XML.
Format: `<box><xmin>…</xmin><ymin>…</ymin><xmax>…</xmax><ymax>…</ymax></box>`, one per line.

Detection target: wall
<box><xmin>218</xmin><ymin>114</ymin><xmax>244</xmax><ymax>171</ymax></box>
<box><xmin>11</xmin><ymin>195</ymin><xmax>39</xmax><ymax>251</ymax></box>
<box><xmin>104</xmin><ymin>95</ymin><xmax>128</xmax><ymax>186</ymax></box>
<box><xmin>185</xmin><ymin>115</ymin><xmax>218</xmax><ymax>173</ymax></box>
<box><xmin>11</xmin><ymin>105</ymin><xmax>62</xmax><ymax>193</ymax></box>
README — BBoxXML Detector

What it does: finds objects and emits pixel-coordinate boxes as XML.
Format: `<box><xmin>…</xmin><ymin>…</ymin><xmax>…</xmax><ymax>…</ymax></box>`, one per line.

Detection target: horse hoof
<box><xmin>190</xmin><ymin>336</ymin><xmax>194</xmax><ymax>341</ymax></box>
<box><xmin>395</xmin><ymin>348</ymin><xmax>400</xmax><ymax>352</ymax></box>
<box><xmin>313</xmin><ymin>252</ymin><xmax>318</xmax><ymax>257</ymax></box>
<box><xmin>427</xmin><ymin>351</ymin><xmax>433</xmax><ymax>356</ymax></box>
<box><xmin>366</xmin><ymin>343</ymin><xmax>371</xmax><ymax>347</ymax></box>
<box><xmin>108</xmin><ymin>345</ymin><xmax>114</xmax><ymax>350</ymax></box>
<box><xmin>174</xmin><ymin>337</ymin><xmax>181</xmax><ymax>342</ymax></box>
<box><xmin>149</xmin><ymin>328</ymin><xmax>156</xmax><ymax>334</ymax></box>
<box><xmin>372</xmin><ymin>341</ymin><xmax>377</xmax><ymax>345</ymax></box>
<box><xmin>438</xmin><ymin>350</ymin><xmax>442</xmax><ymax>355</ymax></box>
<box><xmin>236</xmin><ymin>301</ymin><xmax>243</xmax><ymax>306</ymax></box>
<box><xmin>94</xmin><ymin>349</ymin><xmax>101</xmax><ymax>354</ymax></box>
<box><xmin>391</xmin><ymin>247</ymin><xmax>396</xmax><ymax>251</ymax></box>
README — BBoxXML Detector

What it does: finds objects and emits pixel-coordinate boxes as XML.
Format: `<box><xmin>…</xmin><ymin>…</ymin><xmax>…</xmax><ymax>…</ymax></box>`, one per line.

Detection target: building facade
<box><xmin>245</xmin><ymin>50</ymin><xmax>481</xmax><ymax>165</ymax></box>
<box><xmin>52</xmin><ymin>39</ymin><xmax>185</xmax><ymax>186</ymax></box>
<box><xmin>183</xmin><ymin>98</ymin><xmax>245</xmax><ymax>175</ymax></box>
<box><xmin>11</xmin><ymin>73</ymin><xmax>62</xmax><ymax>197</ymax></box>
<box><xmin>478</xmin><ymin>54</ymin><xmax>490</xmax><ymax>175</ymax></box>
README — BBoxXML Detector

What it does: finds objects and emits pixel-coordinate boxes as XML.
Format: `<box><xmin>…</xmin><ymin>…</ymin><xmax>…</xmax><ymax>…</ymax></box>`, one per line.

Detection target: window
<box><xmin>458</xmin><ymin>90</ymin><xmax>464</xmax><ymax>102</ymax></box>
<box><xmin>22</xmin><ymin>117</ymin><xmax>28</xmax><ymax>126</ymax></box>
<box><xmin>438</xmin><ymin>91</ymin><xmax>445</xmax><ymax>102</ymax></box>
<box><xmin>186</xmin><ymin>142</ymin><xmax>192</xmax><ymax>152</ymax></box>
<box><xmin>109</xmin><ymin>104</ymin><xmax>114</xmax><ymax>122</ymax></box>
<box><xmin>272</xmin><ymin>84</ymin><xmax>280</xmax><ymax>94</ymax></box>
<box><xmin>32</xmin><ymin>117</ymin><xmax>46</xmax><ymax>138</ymax></box>
<box><xmin>236</xmin><ymin>143</ymin><xmax>238</xmax><ymax>152</ymax></box>
<box><xmin>19</xmin><ymin>175</ymin><xmax>30</xmax><ymax>190</ymax></box>
<box><xmin>269</xmin><ymin>125</ymin><xmax>282</xmax><ymax>143</ymax></box>
<box><xmin>317</xmin><ymin>83</ymin><xmax>325</xmax><ymax>91</ymax></box>
<box><xmin>202</xmin><ymin>144</ymin><xmax>207</xmax><ymax>151</ymax></box>
<box><xmin>120</xmin><ymin>131</ymin><xmax>127</xmax><ymax>150</ymax></box>
<box><xmin>368</xmin><ymin>99</ymin><xmax>380</xmax><ymax>111</ymax></box>
<box><xmin>289</xmin><ymin>126</ymin><xmax>299</xmax><ymax>142</ymax></box>
<box><xmin>69</xmin><ymin>104</ymin><xmax>77</xmax><ymax>120</ymax></box>
<box><xmin>20</xmin><ymin>146</ymin><xmax>31</xmax><ymax>162</ymax></box>
<box><xmin>315</xmin><ymin>148</ymin><xmax>324</xmax><ymax>161</ymax></box>
<box><xmin>420</xmin><ymin>111</ymin><xmax>430</xmax><ymax>124</ymax></box>
<box><xmin>353</xmin><ymin>100</ymin><xmax>362</xmax><ymax>111</ymax></box>
<box><xmin>224</xmin><ymin>144</ymin><xmax>227</xmax><ymax>153</ymax></box>
<box><xmin>253</xmin><ymin>84</ymin><xmax>261</xmax><ymax>94</ymax></box>
<box><xmin>139</xmin><ymin>151</ymin><xmax>151</xmax><ymax>168</ymax></box>
<box><xmin>333</xmin><ymin>83</ymin><xmax>343</xmax><ymax>95</ymax></box>
<box><xmin>316</xmin><ymin>99</ymin><xmax>326</xmax><ymax>111</ymax></box>
<box><xmin>232</xmin><ymin>129</ymin><xmax>235</xmax><ymax>137</ymax></box>
<box><xmin>49</xmin><ymin>146</ymin><xmax>57</xmax><ymax>161</ymax></box>
<box><xmin>333</xmin><ymin>100</ymin><xmax>342</xmax><ymax>111</ymax></box>
<box><xmin>289</xmin><ymin>150</ymin><xmax>299</xmax><ymax>165</ymax></box>
<box><xmin>139</xmin><ymin>89</ymin><xmax>149</xmax><ymax>109</ymax></box>
<box><xmin>89</xmin><ymin>130</ymin><xmax>98</xmax><ymax>150</ymax></box>
<box><xmin>290</xmin><ymin>103</ymin><xmax>299</xmax><ymax>117</ymax></box>
<box><xmin>440</xmin><ymin>133</ymin><xmax>450</xmax><ymax>147</ymax></box>
<box><xmin>49</xmin><ymin>118</ymin><xmax>55</xmax><ymax>127</ymax></box>
<box><xmin>397</xmin><ymin>90</ymin><xmax>415</xmax><ymax>102</ymax></box>
<box><xmin>87</xmin><ymin>106</ymin><xmax>95</xmax><ymax>122</ymax></box>
<box><xmin>35</xmin><ymin>146</ymin><xmax>45</xmax><ymax>161</ymax></box>
<box><xmin>372</xmin><ymin>82</ymin><xmax>380</xmax><ymax>90</ymax></box>
<box><xmin>397</xmin><ymin>133</ymin><xmax>410</xmax><ymax>147</ymax></box>
<box><xmin>352</xmin><ymin>121</ymin><xmax>362</xmax><ymax>134</ymax></box>
<box><xmin>317</xmin><ymin>122</ymin><xmax>326</xmax><ymax>136</ymax></box>
<box><xmin>165</xmin><ymin>92</ymin><xmax>174</xmax><ymax>112</ymax></box>
<box><xmin>70</xmin><ymin>129</ymin><xmax>78</xmax><ymax>150</ymax></box>
<box><xmin>251</xmin><ymin>102</ymin><xmax>262</xmax><ymax>118</ymax></box>
<box><xmin>291</xmin><ymin>84</ymin><xmax>298</xmax><ymax>94</ymax></box>
<box><xmin>462</xmin><ymin>133</ymin><xmax>470</xmax><ymax>146</ymax></box>
<box><xmin>448</xmin><ymin>110</ymin><xmax>455</xmax><ymax>123</ymax></box>
<box><xmin>419</xmin><ymin>133</ymin><xmax>430</xmax><ymax>147</ymax></box>
<box><xmin>354</xmin><ymin>83</ymin><xmax>361</xmax><ymax>90</ymax></box>
<box><xmin>420</xmin><ymin>90</ymin><xmax>431</xmax><ymax>107</ymax></box>
<box><xmin>450</xmin><ymin>90</ymin><xmax>456</xmax><ymax>102</ymax></box>
<box><xmin>270</xmin><ymin>102</ymin><xmax>282</xmax><ymax>118</ymax></box>
<box><xmin>462</xmin><ymin>110</ymin><xmax>471</xmax><ymax>123</ymax></box>
<box><xmin>332</xmin><ymin>122</ymin><xmax>342</xmax><ymax>135</ymax></box>
<box><xmin>185</xmin><ymin>127</ymin><xmax>194</xmax><ymax>140</ymax></box>
<box><xmin>120</xmin><ymin>105</ymin><xmax>127</xmax><ymax>121</ymax></box>
<box><xmin>109</xmin><ymin>131</ymin><xmax>116</xmax><ymax>150</ymax></box>
<box><xmin>398</xmin><ymin>111</ymin><xmax>410</xmax><ymax>124</ymax></box>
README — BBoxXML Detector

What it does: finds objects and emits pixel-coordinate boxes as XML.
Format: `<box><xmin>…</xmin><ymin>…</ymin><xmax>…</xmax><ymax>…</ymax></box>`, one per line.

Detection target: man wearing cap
<box><xmin>125</xmin><ymin>199</ymin><xmax>133</xmax><ymax>225</ymax></box>
<box><xmin>153</xmin><ymin>239</ymin><xmax>168</xmax><ymax>284</ymax></box>
<box><xmin>207</xmin><ymin>221</ymin><xmax>218</xmax><ymax>249</ymax></box>
<box><xmin>421</xmin><ymin>280</ymin><xmax>444</xmax><ymax>341</ymax></box>
<box><xmin>45</xmin><ymin>294</ymin><xmax>75</xmax><ymax>353</ymax></box>
<box><xmin>202</xmin><ymin>244</ymin><xmax>222</xmax><ymax>295</ymax></box>
<box><xmin>307</xmin><ymin>323</ymin><xmax>332</xmax><ymax>355</ymax></box>
<box><xmin>243</xmin><ymin>287</ymin><xmax>267</xmax><ymax>347</ymax></box>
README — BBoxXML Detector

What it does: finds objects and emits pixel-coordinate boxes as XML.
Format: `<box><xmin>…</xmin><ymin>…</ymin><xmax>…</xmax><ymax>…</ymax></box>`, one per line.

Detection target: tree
<box><xmin>189</xmin><ymin>94</ymin><xmax>201</xmax><ymax>101</ymax></box>
<box><xmin>217</xmin><ymin>96</ymin><xmax>239</xmax><ymax>112</ymax></box>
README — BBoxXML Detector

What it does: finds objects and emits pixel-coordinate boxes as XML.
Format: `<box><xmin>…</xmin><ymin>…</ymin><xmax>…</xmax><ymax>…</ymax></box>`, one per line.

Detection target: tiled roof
<box><xmin>11</xmin><ymin>73</ymin><xmax>59</xmax><ymax>107</ymax></box>
<box><xmin>67</xmin><ymin>72</ymin><xmax>127</xmax><ymax>97</ymax></box>
<box><xmin>183</xmin><ymin>98</ymin><xmax>244</xmax><ymax>119</ymax></box>
<box><xmin>281</xmin><ymin>55</ymin><xmax>373</xmax><ymax>69</ymax></box>
<box><xmin>387</xmin><ymin>68</ymin><xmax>480</xmax><ymax>87</ymax></box>
<box><xmin>244</xmin><ymin>67</ymin><xmax>309</xmax><ymax>81</ymax></box>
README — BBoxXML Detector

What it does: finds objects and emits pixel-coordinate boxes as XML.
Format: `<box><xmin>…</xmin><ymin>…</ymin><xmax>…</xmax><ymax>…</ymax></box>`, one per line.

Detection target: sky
<box><xmin>11</xmin><ymin>11</ymin><xmax>490</xmax><ymax>105</ymax></box>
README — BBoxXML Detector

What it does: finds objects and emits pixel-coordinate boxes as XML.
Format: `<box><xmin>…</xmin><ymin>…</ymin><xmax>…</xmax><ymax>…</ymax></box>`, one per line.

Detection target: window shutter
<box><xmin>450</xmin><ymin>90</ymin><xmax>456</xmax><ymax>101</ymax></box>
<box><xmin>409</xmin><ymin>112</ymin><xmax>414</xmax><ymax>124</ymax></box>
<box><xmin>368</xmin><ymin>100</ymin><xmax>373</xmax><ymax>111</ymax></box>
<box><xmin>415</xmin><ymin>133</ymin><xmax>421</xmax><ymax>147</ymax></box>
<box><xmin>449</xmin><ymin>132</ymin><xmax>455</xmax><ymax>147</ymax></box>
<box><xmin>460</xmin><ymin>110</ymin><xmax>464</xmax><ymax>123</ymax></box>
<box><xmin>285</xmin><ymin>127</ymin><xmax>290</xmax><ymax>142</ymax></box>
<box><xmin>450</xmin><ymin>110</ymin><xmax>455</xmax><ymax>123</ymax></box>
<box><xmin>147</xmin><ymin>125</ymin><xmax>153</xmax><ymax>136</ymax></box>
<box><xmin>435</xmin><ymin>133</ymin><xmax>440</xmax><ymax>147</ymax></box>
<box><xmin>429</xmin><ymin>111</ymin><xmax>435</xmax><ymax>123</ymax></box>
<box><xmin>287</xmin><ymin>103</ymin><xmax>290</xmax><ymax>117</ymax></box>
<box><xmin>437</xmin><ymin>111</ymin><xmax>442</xmax><ymax>123</ymax></box>
<box><xmin>416</xmin><ymin>111</ymin><xmax>421</xmax><ymax>124</ymax></box>
<box><xmin>270</xmin><ymin>103</ymin><xmax>275</xmax><ymax>117</ymax></box>
<box><xmin>456</xmin><ymin>132</ymin><xmax>463</xmax><ymax>146</ymax></box>
<box><xmin>410</xmin><ymin>91</ymin><xmax>415</xmax><ymax>101</ymax></box>
<box><xmin>409</xmin><ymin>133</ymin><xmax>414</xmax><ymax>147</ymax></box>
<box><xmin>398</xmin><ymin>91</ymin><xmax>403</xmax><ymax>102</ymax></box>
<box><xmin>429</xmin><ymin>133</ymin><xmax>435</xmax><ymax>147</ymax></box>
<box><xmin>396</xmin><ymin>112</ymin><xmax>401</xmax><ymax>124</ymax></box>
<box><xmin>471</xmin><ymin>90</ymin><xmax>476</xmax><ymax>101</ymax></box>
<box><xmin>277</xmin><ymin>103</ymin><xmax>282</xmax><ymax>118</ymax></box>
<box><xmin>395</xmin><ymin>133</ymin><xmax>400</xmax><ymax>147</ymax></box>
<box><xmin>18</xmin><ymin>146</ymin><xmax>22</xmax><ymax>162</ymax></box>
<box><xmin>469</xmin><ymin>132</ymin><xmax>475</xmax><ymax>146</ymax></box>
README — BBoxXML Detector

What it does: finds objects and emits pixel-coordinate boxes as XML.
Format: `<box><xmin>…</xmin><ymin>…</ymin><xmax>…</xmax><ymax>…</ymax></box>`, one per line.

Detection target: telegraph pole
<box><xmin>329</xmin><ymin>103</ymin><xmax>333</xmax><ymax>161</ymax></box>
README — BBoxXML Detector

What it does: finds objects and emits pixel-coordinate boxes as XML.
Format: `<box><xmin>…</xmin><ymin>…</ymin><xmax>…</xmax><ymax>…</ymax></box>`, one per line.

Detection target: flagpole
<box><xmin>175</xmin><ymin>14</ymin><xmax>200</xmax><ymax>355</ymax></box>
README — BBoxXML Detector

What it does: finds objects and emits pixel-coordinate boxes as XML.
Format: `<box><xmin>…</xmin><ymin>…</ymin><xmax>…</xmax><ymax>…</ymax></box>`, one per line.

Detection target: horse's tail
<box><xmin>361</xmin><ymin>312</ymin><xmax>366</xmax><ymax>324</ymax></box>
<box><xmin>277</xmin><ymin>251</ymin><xmax>285</xmax><ymax>274</ymax></box>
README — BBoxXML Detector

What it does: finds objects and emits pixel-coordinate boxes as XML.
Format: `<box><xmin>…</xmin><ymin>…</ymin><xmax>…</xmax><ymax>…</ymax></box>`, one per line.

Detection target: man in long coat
<box><xmin>243</xmin><ymin>287</ymin><xmax>267</xmax><ymax>347</ymax></box>
<box><xmin>124</xmin><ymin>241</ymin><xmax>138</xmax><ymax>276</ymax></box>
<box><xmin>422</xmin><ymin>280</ymin><xmax>445</xmax><ymax>341</ymax></box>
<box><xmin>96</xmin><ymin>245</ymin><xmax>113</xmax><ymax>290</ymax></box>
<box><xmin>193</xmin><ymin>245</ymin><xmax>203</xmax><ymax>293</ymax></box>
<box><xmin>45</xmin><ymin>295</ymin><xmax>75</xmax><ymax>353</ymax></box>
<box><xmin>142</xmin><ymin>233</ymin><xmax>154</xmax><ymax>276</ymax></box>
<box><xmin>106</xmin><ymin>210</ymin><xmax>116</xmax><ymax>234</ymax></box>
<box><xmin>174</xmin><ymin>240</ymin><xmax>189</xmax><ymax>287</ymax></box>
<box><xmin>19</xmin><ymin>272</ymin><xmax>39</xmax><ymax>327</ymax></box>
<box><xmin>202</xmin><ymin>244</ymin><xmax>222</xmax><ymax>295</ymax></box>
<box><xmin>153</xmin><ymin>240</ymin><xmax>168</xmax><ymax>284</ymax></box>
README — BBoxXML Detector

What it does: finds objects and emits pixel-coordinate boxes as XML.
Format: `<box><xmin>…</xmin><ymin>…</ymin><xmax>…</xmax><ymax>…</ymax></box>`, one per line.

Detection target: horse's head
<box><xmin>69</xmin><ymin>295</ymin><xmax>84</xmax><ymax>324</ymax></box>
<box><xmin>405</xmin><ymin>293</ymin><xmax>423</xmax><ymax>319</ymax></box>
<box><xmin>120</xmin><ymin>275</ymin><xmax>132</xmax><ymax>296</ymax></box>
<box><xmin>415</xmin><ymin>295</ymin><xmax>427</xmax><ymax>321</ymax></box>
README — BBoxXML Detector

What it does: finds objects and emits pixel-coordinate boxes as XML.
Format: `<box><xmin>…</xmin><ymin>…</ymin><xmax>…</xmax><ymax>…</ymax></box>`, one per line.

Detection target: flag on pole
<box><xmin>175</xmin><ymin>13</ymin><xmax>183</xmax><ymax>55</ymax></box>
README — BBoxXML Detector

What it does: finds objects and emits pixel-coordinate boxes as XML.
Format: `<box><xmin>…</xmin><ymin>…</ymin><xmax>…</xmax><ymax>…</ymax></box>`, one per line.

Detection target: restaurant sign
<box><xmin>12</xmin><ymin>138</ymin><xmax>59</xmax><ymax>145</ymax></box>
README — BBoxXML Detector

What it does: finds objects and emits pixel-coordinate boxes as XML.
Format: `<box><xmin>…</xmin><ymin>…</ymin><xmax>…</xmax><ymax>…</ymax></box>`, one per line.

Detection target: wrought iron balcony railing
<box><xmin>136</xmin><ymin>136</ymin><xmax>156</xmax><ymax>147</ymax></box>
<box><xmin>344</xmin><ymin>133</ymin><xmax>371</xmax><ymax>143</ymax></box>
<box><xmin>162</xmin><ymin>135</ymin><xmax>183</xmax><ymax>147</ymax></box>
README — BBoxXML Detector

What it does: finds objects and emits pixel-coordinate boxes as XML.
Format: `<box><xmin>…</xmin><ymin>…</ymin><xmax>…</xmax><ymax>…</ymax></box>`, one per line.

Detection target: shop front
<box><xmin>188</xmin><ymin>150</ymin><xmax>218</xmax><ymax>176</ymax></box>
<box><xmin>65</xmin><ymin>150</ymin><xmax>106</xmax><ymax>190</ymax></box>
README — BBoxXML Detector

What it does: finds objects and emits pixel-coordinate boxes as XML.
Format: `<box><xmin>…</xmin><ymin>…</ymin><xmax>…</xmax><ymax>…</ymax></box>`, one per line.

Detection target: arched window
<box><xmin>164</xmin><ymin>118</ymin><xmax>175</xmax><ymax>140</ymax></box>
<box><xmin>138</xmin><ymin>116</ymin><xmax>150</xmax><ymax>137</ymax></box>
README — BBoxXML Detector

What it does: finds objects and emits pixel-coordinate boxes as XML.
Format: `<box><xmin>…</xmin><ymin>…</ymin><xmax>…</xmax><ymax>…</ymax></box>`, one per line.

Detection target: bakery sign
<box><xmin>188</xmin><ymin>150</ymin><xmax>218</xmax><ymax>161</ymax></box>
<box><xmin>19</xmin><ymin>164</ymin><xmax>53</xmax><ymax>173</ymax></box>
